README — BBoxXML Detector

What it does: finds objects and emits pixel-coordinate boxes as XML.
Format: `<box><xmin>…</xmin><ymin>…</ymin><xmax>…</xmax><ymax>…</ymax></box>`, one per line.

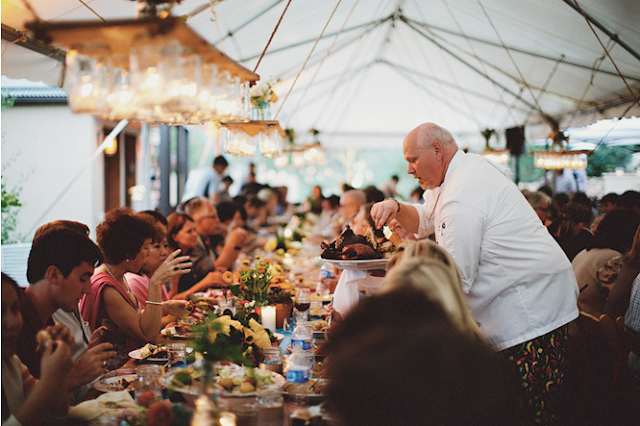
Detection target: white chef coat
<box><xmin>416</xmin><ymin>151</ymin><xmax>578</xmax><ymax>351</ymax></box>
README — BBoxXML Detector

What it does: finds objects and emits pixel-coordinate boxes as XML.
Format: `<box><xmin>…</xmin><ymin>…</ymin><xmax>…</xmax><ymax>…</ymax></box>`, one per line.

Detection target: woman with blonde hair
<box><xmin>383</xmin><ymin>240</ymin><xmax>482</xmax><ymax>338</ymax></box>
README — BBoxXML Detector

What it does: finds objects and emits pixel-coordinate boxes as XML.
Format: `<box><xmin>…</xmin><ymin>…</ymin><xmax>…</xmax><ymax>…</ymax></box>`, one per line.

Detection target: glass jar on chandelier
<box><xmin>250</xmin><ymin>81</ymin><xmax>278</xmax><ymax>121</ymax></box>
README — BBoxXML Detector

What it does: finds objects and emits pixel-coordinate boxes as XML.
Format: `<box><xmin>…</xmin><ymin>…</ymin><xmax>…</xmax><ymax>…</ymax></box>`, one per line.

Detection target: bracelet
<box><xmin>386</xmin><ymin>198</ymin><xmax>401</xmax><ymax>214</ymax></box>
<box><xmin>145</xmin><ymin>301</ymin><xmax>163</xmax><ymax>306</ymax></box>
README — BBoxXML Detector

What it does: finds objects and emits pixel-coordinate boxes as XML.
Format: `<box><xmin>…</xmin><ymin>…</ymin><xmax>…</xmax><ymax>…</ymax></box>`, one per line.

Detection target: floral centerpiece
<box><xmin>190</xmin><ymin>313</ymin><xmax>273</xmax><ymax>367</ymax></box>
<box><xmin>227</xmin><ymin>257</ymin><xmax>290</xmax><ymax>307</ymax></box>
<box><xmin>249</xmin><ymin>81</ymin><xmax>278</xmax><ymax>120</ymax></box>
<box><xmin>128</xmin><ymin>0</ymin><xmax>182</xmax><ymax>19</ymax></box>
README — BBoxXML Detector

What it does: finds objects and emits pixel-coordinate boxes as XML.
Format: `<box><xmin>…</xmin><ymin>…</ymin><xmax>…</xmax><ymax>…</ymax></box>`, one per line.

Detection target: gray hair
<box><xmin>524</xmin><ymin>191</ymin><xmax>551</xmax><ymax>209</ymax></box>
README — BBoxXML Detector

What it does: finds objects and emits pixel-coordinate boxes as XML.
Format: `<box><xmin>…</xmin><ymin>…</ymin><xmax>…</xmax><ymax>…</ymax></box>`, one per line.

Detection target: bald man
<box><xmin>372</xmin><ymin>123</ymin><xmax>578</xmax><ymax>425</ymax></box>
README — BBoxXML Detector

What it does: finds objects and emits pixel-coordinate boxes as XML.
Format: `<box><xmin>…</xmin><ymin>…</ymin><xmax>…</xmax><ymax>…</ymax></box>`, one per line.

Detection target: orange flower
<box><xmin>257</xmin><ymin>266</ymin><xmax>266</xmax><ymax>274</ymax></box>
<box><xmin>146</xmin><ymin>401</ymin><xmax>174</xmax><ymax>426</ymax></box>
<box><xmin>222</xmin><ymin>271</ymin><xmax>234</xmax><ymax>284</ymax></box>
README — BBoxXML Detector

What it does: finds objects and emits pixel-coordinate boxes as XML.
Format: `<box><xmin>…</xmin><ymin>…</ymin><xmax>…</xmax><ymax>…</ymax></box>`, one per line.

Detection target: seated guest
<box><xmin>126</xmin><ymin>212</ymin><xmax>190</xmax><ymax>324</ymax></box>
<box><xmin>619</xmin><ymin>190</ymin><xmax>640</xmax><ymax>216</ymax></box>
<box><xmin>81</xmin><ymin>208</ymin><xmax>189</xmax><ymax>369</ymax></box>
<box><xmin>31</xmin><ymin>220</ymin><xmax>116</xmax><ymax>401</ymax></box>
<box><xmin>362</xmin><ymin>185</ymin><xmax>385</xmax><ymax>204</ymax></box>
<box><xmin>591</xmin><ymin>192</ymin><xmax>620</xmax><ymax>232</ymax></box>
<box><xmin>623</xmin><ymin>272</ymin><xmax>640</xmax><ymax>379</ymax></box>
<box><xmin>16</xmin><ymin>224</ymin><xmax>115</xmax><ymax>400</ymax></box>
<box><xmin>605</xmin><ymin>226</ymin><xmax>640</xmax><ymax>318</ymax></box>
<box><xmin>257</xmin><ymin>187</ymin><xmax>279</xmax><ymax>224</ymax></box>
<box><xmin>167</xmin><ymin>212</ymin><xmax>225</xmax><ymax>299</ymax></box>
<box><xmin>182</xmin><ymin>197</ymin><xmax>246</xmax><ymax>278</ymax></box>
<box><xmin>274</xmin><ymin>186</ymin><xmax>295</xmax><ymax>221</ymax></box>
<box><xmin>217</xmin><ymin>200</ymin><xmax>266</xmax><ymax>255</ymax></box>
<box><xmin>324</xmin><ymin>272</ymin><xmax>516</xmax><ymax>426</ymax></box>
<box><xmin>574</xmin><ymin>209</ymin><xmax>640</xmax><ymax>316</ymax></box>
<box><xmin>2</xmin><ymin>273</ymin><xmax>73</xmax><ymax>425</ymax></box>
<box><xmin>244</xmin><ymin>195</ymin><xmax>269</xmax><ymax>230</ymax></box>
<box><xmin>524</xmin><ymin>190</ymin><xmax>552</xmax><ymax>226</ymax></box>
<box><xmin>383</xmin><ymin>240</ymin><xmax>482</xmax><ymax>338</ymax></box>
<box><xmin>553</xmin><ymin>202</ymin><xmax>594</xmax><ymax>261</ymax></box>
<box><xmin>332</xmin><ymin>189</ymin><xmax>366</xmax><ymax>237</ymax></box>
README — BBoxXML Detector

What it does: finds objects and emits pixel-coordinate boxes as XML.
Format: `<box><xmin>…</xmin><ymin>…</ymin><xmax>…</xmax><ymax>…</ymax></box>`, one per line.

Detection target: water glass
<box><xmin>134</xmin><ymin>364</ymin><xmax>162</xmax><ymax>405</ymax></box>
<box><xmin>259</xmin><ymin>347</ymin><xmax>284</xmax><ymax>375</ymax></box>
<box><xmin>234</xmin><ymin>402</ymin><xmax>258</xmax><ymax>426</ymax></box>
<box><xmin>257</xmin><ymin>385</ymin><xmax>285</xmax><ymax>426</ymax></box>
<box><xmin>89</xmin><ymin>416</ymin><xmax>118</xmax><ymax>426</ymax></box>
<box><xmin>167</xmin><ymin>342</ymin><xmax>187</xmax><ymax>369</ymax></box>
<box><xmin>218</xmin><ymin>299</ymin><xmax>235</xmax><ymax>315</ymax></box>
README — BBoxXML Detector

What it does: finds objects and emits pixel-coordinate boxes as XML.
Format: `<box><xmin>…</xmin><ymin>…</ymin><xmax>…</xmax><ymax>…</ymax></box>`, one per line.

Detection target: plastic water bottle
<box><xmin>290</xmin><ymin>320</ymin><xmax>314</xmax><ymax>368</ymax></box>
<box><xmin>316</xmin><ymin>263</ymin><xmax>335</xmax><ymax>297</ymax></box>
<box><xmin>286</xmin><ymin>345</ymin><xmax>311</xmax><ymax>411</ymax></box>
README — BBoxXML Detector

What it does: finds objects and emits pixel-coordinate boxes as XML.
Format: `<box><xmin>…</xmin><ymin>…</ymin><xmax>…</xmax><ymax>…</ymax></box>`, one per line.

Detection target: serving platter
<box><xmin>161</xmin><ymin>364</ymin><xmax>285</xmax><ymax>398</ymax></box>
<box><xmin>322</xmin><ymin>258</ymin><xmax>389</xmax><ymax>270</ymax></box>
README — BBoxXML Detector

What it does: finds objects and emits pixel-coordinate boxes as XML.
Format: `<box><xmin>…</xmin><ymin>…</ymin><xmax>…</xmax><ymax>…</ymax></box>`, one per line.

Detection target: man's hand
<box><xmin>371</xmin><ymin>199</ymin><xmax>399</xmax><ymax>229</ymax></box>
<box><xmin>67</xmin><ymin>342</ymin><xmax>117</xmax><ymax>389</ymax></box>
<box><xmin>88</xmin><ymin>326</ymin><xmax>108</xmax><ymax>349</ymax></box>
<box><xmin>47</xmin><ymin>322</ymin><xmax>74</xmax><ymax>347</ymax></box>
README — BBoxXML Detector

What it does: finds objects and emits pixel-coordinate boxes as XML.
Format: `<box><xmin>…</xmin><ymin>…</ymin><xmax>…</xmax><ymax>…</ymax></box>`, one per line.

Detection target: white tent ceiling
<box><xmin>2</xmin><ymin>0</ymin><xmax>639</xmax><ymax>152</ymax></box>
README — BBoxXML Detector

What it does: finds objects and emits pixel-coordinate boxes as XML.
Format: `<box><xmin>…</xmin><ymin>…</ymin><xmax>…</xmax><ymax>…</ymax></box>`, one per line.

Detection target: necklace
<box><xmin>104</xmin><ymin>264</ymin><xmax>132</xmax><ymax>295</ymax></box>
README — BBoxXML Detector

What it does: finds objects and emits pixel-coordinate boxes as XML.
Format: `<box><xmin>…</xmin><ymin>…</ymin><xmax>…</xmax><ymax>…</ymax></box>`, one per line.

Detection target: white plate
<box><xmin>274</xmin><ymin>332</ymin><xmax>285</xmax><ymax>343</ymax></box>
<box><xmin>322</xmin><ymin>258</ymin><xmax>389</xmax><ymax>270</ymax></box>
<box><xmin>161</xmin><ymin>327</ymin><xmax>192</xmax><ymax>339</ymax></box>
<box><xmin>93</xmin><ymin>374</ymin><xmax>137</xmax><ymax>392</ymax></box>
<box><xmin>129</xmin><ymin>346</ymin><xmax>194</xmax><ymax>361</ymax></box>
<box><xmin>161</xmin><ymin>366</ymin><xmax>285</xmax><ymax>398</ymax></box>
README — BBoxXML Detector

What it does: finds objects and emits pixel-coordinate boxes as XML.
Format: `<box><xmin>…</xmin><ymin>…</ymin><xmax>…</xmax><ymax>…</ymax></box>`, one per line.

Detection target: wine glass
<box><xmin>294</xmin><ymin>287</ymin><xmax>311</xmax><ymax>323</ymax></box>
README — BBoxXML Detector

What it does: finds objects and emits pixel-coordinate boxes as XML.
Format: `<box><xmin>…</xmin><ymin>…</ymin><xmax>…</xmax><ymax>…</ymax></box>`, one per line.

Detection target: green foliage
<box><xmin>586</xmin><ymin>145</ymin><xmax>632</xmax><ymax>177</ymax></box>
<box><xmin>190</xmin><ymin>313</ymin><xmax>249</xmax><ymax>368</ymax></box>
<box><xmin>516</xmin><ymin>151</ymin><xmax>545</xmax><ymax>183</ymax></box>
<box><xmin>1</xmin><ymin>95</ymin><xmax>24</xmax><ymax>244</ymax></box>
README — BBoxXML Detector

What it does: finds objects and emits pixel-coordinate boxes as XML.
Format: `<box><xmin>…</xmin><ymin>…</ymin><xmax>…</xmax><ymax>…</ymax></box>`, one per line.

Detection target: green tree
<box><xmin>586</xmin><ymin>144</ymin><xmax>632</xmax><ymax>177</ymax></box>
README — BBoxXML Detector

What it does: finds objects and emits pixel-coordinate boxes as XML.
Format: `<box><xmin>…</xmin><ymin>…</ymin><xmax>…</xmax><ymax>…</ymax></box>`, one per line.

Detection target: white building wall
<box><xmin>2</xmin><ymin>104</ymin><xmax>104</xmax><ymax>241</ymax></box>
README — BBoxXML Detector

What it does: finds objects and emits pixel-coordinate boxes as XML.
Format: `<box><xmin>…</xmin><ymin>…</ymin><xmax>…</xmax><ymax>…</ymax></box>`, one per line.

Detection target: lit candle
<box><xmin>261</xmin><ymin>305</ymin><xmax>277</xmax><ymax>332</ymax></box>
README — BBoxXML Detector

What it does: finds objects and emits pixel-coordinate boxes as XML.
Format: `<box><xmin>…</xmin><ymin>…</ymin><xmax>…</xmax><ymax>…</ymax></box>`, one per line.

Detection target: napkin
<box><xmin>68</xmin><ymin>390</ymin><xmax>142</xmax><ymax>421</ymax></box>
<box><xmin>332</xmin><ymin>269</ymin><xmax>384</xmax><ymax>317</ymax></box>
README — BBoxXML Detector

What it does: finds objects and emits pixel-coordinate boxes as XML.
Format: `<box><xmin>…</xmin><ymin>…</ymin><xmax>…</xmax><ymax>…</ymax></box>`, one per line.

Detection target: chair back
<box><xmin>615</xmin><ymin>315</ymin><xmax>640</xmax><ymax>357</ymax></box>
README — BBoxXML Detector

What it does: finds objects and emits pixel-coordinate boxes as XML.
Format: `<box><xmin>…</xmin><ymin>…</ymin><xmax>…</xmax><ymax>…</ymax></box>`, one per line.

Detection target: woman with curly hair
<box><xmin>166</xmin><ymin>212</ymin><xmax>225</xmax><ymax>299</ymax></box>
<box><xmin>80</xmin><ymin>208</ymin><xmax>190</xmax><ymax>369</ymax></box>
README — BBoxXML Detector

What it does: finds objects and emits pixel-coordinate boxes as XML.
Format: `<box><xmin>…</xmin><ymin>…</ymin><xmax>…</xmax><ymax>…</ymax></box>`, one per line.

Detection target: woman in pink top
<box><xmin>80</xmin><ymin>208</ymin><xmax>191</xmax><ymax>369</ymax></box>
<box><xmin>127</xmin><ymin>212</ymin><xmax>189</xmax><ymax>325</ymax></box>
